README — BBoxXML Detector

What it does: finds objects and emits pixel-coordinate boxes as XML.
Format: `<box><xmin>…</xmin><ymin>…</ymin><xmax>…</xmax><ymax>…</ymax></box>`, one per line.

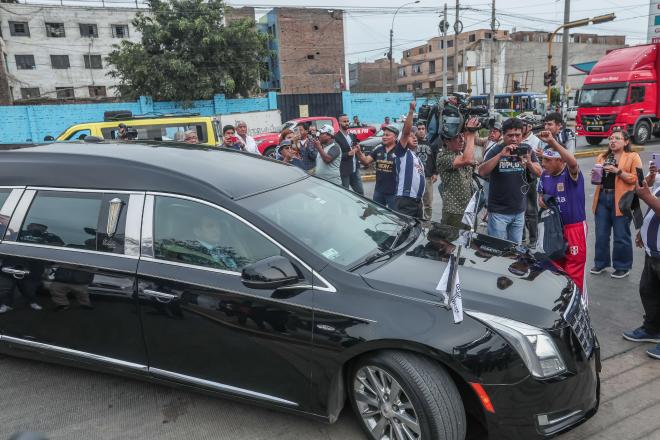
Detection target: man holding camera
<box><xmin>297</xmin><ymin>122</ymin><xmax>317</xmax><ymax>174</ymax></box>
<box><xmin>436</xmin><ymin>118</ymin><xmax>480</xmax><ymax>229</ymax></box>
<box><xmin>478</xmin><ymin>118</ymin><xmax>542</xmax><ymax>244</ymax></box>
<box><xmin>220</xmin><ymin>125</ymin><xmax>243</xmax><ymax>150</ymax></box>
<box><xmin>626</xmin><ymin>174</ymin><xmax>660</xmax><ymax>359</ymax></box>
<box><xmin>336</xmin><ymin>114</ymin><xmax>364</xmax><ymax>195</ymax></box>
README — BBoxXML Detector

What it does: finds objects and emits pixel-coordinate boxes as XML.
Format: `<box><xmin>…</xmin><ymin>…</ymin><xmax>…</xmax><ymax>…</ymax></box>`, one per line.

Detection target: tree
<box><xmin>106</xmin><ymin>0</ymin><xmax>269</xmax><ymax>102</ymax></box>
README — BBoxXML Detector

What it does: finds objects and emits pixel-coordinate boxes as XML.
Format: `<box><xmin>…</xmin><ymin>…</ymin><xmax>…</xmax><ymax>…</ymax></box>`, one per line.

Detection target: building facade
<box><xmin>259</xmin><ymin>8</ymin><xmax>346</xmax><ymax>94</ymax></box>
<box><xmin>349</xmin><ymin>58</ymin><xmax>399</xmax><ymax>93</ymax></box>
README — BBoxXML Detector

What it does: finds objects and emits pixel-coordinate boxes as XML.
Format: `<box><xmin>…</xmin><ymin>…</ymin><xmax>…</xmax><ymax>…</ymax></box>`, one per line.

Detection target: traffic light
<box><xmin>550</xmin><ymin>65</ymin><xmax>558</xmax><ymax>86</ymax></box>
<box><xmin>544</xmin><ymin>71</ymin><xmax>551</xmax><ymax>87</ymax></box>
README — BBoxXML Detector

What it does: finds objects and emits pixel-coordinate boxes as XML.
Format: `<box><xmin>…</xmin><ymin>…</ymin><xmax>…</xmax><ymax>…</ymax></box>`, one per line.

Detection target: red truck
<box><xmin>253</xmin><ymin>116</ymin><xmax>377</xmax><ymax>157</ymax></box>
<box><xmin>576</xmin><ymin>43</ymin><xmax>660</xmax><ymax>146</ymax></box>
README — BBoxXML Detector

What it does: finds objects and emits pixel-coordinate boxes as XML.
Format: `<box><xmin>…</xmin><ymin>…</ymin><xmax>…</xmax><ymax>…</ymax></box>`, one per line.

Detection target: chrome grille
<box><xmin>562</xmin><ymin>288</ymin><xmax>595</xmax><ymax>357</ymax></box>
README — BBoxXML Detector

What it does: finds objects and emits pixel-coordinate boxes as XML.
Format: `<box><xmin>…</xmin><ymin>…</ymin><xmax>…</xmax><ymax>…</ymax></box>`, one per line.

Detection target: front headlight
<box><xmin>467</xmin><ymin>311</ymin><xmax>567</xmax><ymax>379</ymax></box>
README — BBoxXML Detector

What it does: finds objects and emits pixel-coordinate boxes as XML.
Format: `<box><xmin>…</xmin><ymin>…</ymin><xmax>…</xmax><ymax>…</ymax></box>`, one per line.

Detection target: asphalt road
<box><xmin>1</xmin><ymin>139</ymin><xmax>660</xmax><ymax>440</ymax></box>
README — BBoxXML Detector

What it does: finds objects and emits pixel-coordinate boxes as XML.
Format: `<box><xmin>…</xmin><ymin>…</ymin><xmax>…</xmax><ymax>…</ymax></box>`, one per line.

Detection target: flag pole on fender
<box><xmin>436</xmin><ymin>245</ymin><xmax>464</xmax><ymax>324</ymax></box>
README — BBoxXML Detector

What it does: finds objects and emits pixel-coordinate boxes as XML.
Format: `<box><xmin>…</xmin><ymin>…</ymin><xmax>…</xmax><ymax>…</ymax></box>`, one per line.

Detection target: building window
<box><xmin>447</xmin><ymin>56</ymin><xmax>454</xmax><ymax>69</ymax></box>
<box><xmin>398</xmin><ymin>85</ymin><xmax>406</xmax><ymax>92</ymax></box>
<box><xmin>447</xmin><ymin>40</ymin><xmax>454</xmax><ymax>48</ymax></box>
<box><xmin>306</xmin><ymin>54</ymin><xmax>315</xmax><ymax>60</ymax></box>
<box><xmin>56</xmin><ymin>87</ymin><xmax>75</xmax><ymax>99</ymax></box>
<box><xmin>429</xmin><ymin>81</ymin><xmax>436</xmax><ymax>89</ymax></box>
<box><xmin>413</xmin><ymin>81</ymin><xmax>422</xmax><ymax>90</ymax></box>
<box><xmin>111</xmin><ymin>24</ymin><xmax>129</xmax><ymax>38</ymax></box>
<box><xmin>50</xmin><ymin>55</ymin><xmax>70</xmax><ymax>69</ymax></box>
<box><xmin>9</xmin><ymin>21</ymin><xmax>30</xmax><ymax>37</ymax></box>
<box><xmin>428</xmin><ymin>60</ymin><xmax>436</xmax><ymax>74</ymax></box>
<box><xmin>428</xmin><ymin>45</ymin><xmax>432</xmax><ymax>52</ymax></box>
<box><xmin>88</xmin><ymin>86</ymin><xmax>107</xmax><ymax>97</ymax></box>
<box><xmin>469</xmin><ymin>34</ymin><xmax>476</xmax><ymax>42</ymax></box>
<box><xmin>20</xmin><ymin>88</ymin><xmax>40</xmax><ymax>99</ymax></box>
<box><xmin>84</xmin><ymin>54</ymin><xmax>103</xmax><ymax>69</ymax></box>
<box><xmin>15</xmin><ymin>55</ymin><xmax>36</xmax><ymax>70</ymax></box>
<box><xmin>418</xmin><ymin>48</ymin><xmax>425</xmax><ymax>55</ymax></box>
<box><xmin>405</xmin><ymin>50</ymin><xmax>411</xmax><ymax>57</ymax></box>
<box><xmin>398</xmin><ymin>67</ymin><xmax>407</xmax><ymax>78</ymax></box>
<box><xmin>412</xmin><ymin>64</ymin><xmax>422</xmax><ymax>75</ymax></box>
<box><xmin>79</xmin><ymin>23</ymin><xmax>98</xmax><ymax>38</ymax></box>
<box><xmin>45</xmin><ymin>22</ymin><xmax>65</xmax><ymax>38</ymax></box>
<box><xmin>485</xmin><ymin>32</ymin><xmax>492</xmax><ymax>39</ymax></box>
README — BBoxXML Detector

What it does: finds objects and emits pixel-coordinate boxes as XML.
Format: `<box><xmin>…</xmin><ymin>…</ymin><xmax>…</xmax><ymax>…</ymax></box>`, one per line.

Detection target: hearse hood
<box><xmin>360</xmin><ymin>222</ymin><xmax>574</xmax><ymax>329</ymax></box>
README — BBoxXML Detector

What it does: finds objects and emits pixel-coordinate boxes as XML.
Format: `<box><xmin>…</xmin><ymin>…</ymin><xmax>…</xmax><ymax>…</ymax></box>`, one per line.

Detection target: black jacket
<box><xmin>334</xmin><ymin>131</ymin><xmax>358</xmax><ymax>177</ymax></box>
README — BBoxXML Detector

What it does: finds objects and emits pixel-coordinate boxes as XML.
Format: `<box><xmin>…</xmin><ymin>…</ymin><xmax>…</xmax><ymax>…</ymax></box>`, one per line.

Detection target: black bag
<box><xmin>535</xmin><ymin>196</ymin><xmax>567</xmax><ymax>260</ymax></box>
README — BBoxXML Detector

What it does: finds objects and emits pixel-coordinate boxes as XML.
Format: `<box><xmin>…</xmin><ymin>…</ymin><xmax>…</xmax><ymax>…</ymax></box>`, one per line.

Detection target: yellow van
<box><xmin>56</xmin><ymin>112</ymin><xmax>221</xmax><ymax>146</ymax></box>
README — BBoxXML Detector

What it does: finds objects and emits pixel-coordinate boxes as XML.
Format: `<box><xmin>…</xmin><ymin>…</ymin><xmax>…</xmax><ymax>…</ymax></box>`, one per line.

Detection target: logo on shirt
<box><xmin>557</xmin><ymin>182</ymin><xmax>565</xmax><ymax>192</ymax></box>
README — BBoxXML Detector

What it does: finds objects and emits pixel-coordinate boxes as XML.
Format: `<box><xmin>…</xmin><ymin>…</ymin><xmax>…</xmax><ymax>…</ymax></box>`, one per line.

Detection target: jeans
<box><xmin>341</xmin><ymin>170</ymin><xmax>364</xmax><ymax>195</ymax></box>
<box><xmin>594</xmin><ymin>191</ymin><xmax>633</xmax><ymax>270</ymax></box>
<box><xmin>488</xmin><ymin>211</ymin><xmax>525</xmax><ymax>244</ymax></box>
<box><xmin>373</xmin><ymin>191</ymin><xmax>397</xmax><ymax>210</ymax></box>
<box><xmin>394</xmin><ymin>196</ymin><xmax>423</xmax><ymax>218</ymax></box>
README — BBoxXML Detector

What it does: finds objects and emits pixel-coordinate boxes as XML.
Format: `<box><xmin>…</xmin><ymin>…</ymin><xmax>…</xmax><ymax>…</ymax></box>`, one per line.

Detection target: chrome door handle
<box><xmin>143</xmin><ymin>289</ymin><xmax>177</xmax><ymax>303</ymax></box>
<box><xmin>1</xmin><ymin>267</ymin><xmax>30</xmax><ymax>279</ymax></box>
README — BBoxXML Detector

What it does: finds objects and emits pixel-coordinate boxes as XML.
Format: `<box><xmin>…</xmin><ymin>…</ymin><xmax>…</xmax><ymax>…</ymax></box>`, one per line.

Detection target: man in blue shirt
<box><xmin>624</xmin><ymin>175</ymin><xmax>660</xmax><ymax>359</ymax></box>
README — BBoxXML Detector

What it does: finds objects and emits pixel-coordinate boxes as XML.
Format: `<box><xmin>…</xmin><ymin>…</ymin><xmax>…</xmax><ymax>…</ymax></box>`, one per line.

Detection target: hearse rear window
<box><xmin>101</xmin><ymin>123</ymin><xmax>208</xmax><ymax>143</ymax></box>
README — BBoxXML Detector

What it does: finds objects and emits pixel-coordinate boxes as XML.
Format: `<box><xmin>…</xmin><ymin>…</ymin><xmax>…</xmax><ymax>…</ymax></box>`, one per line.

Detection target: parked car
<box><xmin>55</xmin><ymin>111</ymin><xmax>221</xmax><ymax>146</ymax></box>
<box><xmin>358</xmin><ymin>122</ymin><xmax>404</xmax><ymax>155</ymax></box>
<box><xmin>0</xmin><ymin>141</ymin><xmax>600</xmax><ymax>440</ymax></box>
<box><xmin>566</xmin><ymin>106</ymin><xmax>578</xmax><ymax>121</ymax></box>
<box><xmin>253</xmin><ymin>116</ymin><xmax>377</xmax><ymax>157</ymax></box>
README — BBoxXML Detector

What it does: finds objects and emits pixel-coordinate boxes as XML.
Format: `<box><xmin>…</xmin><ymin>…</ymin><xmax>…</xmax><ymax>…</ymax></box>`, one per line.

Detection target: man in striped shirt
<box><xmin>393</xmin><ymin>101</ymin><xmax>426</xmax><ymax>218</ymax></box>
<box><xmin>625</xmin><ymin>176</ymin><xmax>660</xmax><ymax>359</ymax></box>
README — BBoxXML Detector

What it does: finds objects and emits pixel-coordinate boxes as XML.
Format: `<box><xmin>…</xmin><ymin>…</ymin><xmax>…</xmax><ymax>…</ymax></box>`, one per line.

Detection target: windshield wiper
<box><xmin>349</xmin><ymin>219</ymin><xmax>419</xmax><ymax>271</ymax></box>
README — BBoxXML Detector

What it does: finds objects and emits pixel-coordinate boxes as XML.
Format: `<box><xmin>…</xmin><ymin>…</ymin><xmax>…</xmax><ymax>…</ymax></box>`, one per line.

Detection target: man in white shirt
<box><xmin>235</xmin><ymin>121</ymin><xmax>259</xmax><ymax>155</ymax></box>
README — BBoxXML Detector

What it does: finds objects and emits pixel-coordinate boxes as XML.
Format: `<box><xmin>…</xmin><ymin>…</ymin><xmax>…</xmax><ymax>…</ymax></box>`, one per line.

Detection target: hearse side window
<box><xmin>65</xmin><ymin>129</ymin><xmax>92</xmax><ymax>140</ymax></box>
<box><xmin>18</xmin><ymin>191</ymin><xmax>103</xmax><ymax>250</ymax></box>
<box><xmin>153</xmin><ymin>196</ymin><xmax>280</xmax><ymax>272</ymax></box>
<box><xmin>100</xmin><ymin>123</ymin><xmax>208</xmax><ymax>143</ymax></box>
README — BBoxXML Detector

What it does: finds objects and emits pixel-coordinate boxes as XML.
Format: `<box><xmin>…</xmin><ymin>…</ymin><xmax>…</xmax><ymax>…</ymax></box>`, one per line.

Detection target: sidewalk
<box><xmin>560</xmin><ymin>345</ymin><xmax>660</xmax><ymax>440</ymax></box>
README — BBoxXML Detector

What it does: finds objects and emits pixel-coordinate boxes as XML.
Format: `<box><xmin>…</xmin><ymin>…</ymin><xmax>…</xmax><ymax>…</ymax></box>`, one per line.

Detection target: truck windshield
<box><xmin>579</xmin><ymin>87</ymin><xmax>627</xmax><ymax>107</ymax></box>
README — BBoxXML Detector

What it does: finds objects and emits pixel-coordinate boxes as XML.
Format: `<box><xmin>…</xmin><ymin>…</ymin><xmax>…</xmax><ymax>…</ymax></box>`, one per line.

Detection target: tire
<box><xmin>585</xmin><ymin>136</ymin><xmax>602</xmax><ymax>146</ymax></box>
<box><xmin>263</xmin><ymin>146</ymin><xmax>276</xmax><ymax>159</ymax></box>
<box><xmin>634</xmin><ymin>121</ymin><xmax>651</xmax><ymax>145</ymax></box>
<box><xmin>349</xmin><ymin>350</ymin><xmax>466</xmax><ymax>440</ymax></box>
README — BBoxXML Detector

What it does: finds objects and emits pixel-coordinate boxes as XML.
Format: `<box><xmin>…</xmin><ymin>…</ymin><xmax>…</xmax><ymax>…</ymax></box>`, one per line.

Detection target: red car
<box><xmin>254</xmin><ymin>116</ymin><xmax>376</xmax><ymax>157</ymax></box>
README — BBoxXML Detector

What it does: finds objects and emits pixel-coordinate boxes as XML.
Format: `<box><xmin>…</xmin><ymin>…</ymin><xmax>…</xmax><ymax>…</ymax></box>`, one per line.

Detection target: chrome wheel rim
<box><xmin>353</xmin><ymin>365</ymin><xmax>421</xmax><ymax>440</ymax></box>
<box><xmin>639</xmin><ymin>125</ymin><xmax>649</xmax><ymax>143</ymax></box>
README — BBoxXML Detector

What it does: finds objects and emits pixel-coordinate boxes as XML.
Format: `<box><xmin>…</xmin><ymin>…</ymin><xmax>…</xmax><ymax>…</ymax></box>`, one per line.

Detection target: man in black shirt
<box><xmin>357</xmin><ymin>124</ymin><xmax>399</xmax><ymax>209</ymax></box>
<box><xmin>335</xmin><ymin>114</ymin><xmax>364</xmax><ymax>195</ymax></box>
<box><xmin>415</xmin><ymin>122</ymin><xmax>439</xmax><ymax>220</ymax></box>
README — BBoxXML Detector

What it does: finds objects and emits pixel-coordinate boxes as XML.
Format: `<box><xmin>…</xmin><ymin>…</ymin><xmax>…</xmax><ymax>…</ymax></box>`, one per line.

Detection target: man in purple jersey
<box><xmin>537</xmin><ymin>130</ymin><xmax>587</xmax><ymax>294</ymax></box>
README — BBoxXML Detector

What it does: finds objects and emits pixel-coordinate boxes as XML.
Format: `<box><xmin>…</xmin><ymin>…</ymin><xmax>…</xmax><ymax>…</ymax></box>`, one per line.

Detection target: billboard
<box><xmin>649</xmin><ymin>0</ymin><xmax>660</xmax><ymax>43</ymax></box>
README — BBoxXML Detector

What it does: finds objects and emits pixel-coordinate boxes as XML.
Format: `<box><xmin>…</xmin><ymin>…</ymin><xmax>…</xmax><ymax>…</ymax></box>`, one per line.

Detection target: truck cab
<box><xmin>576</xmin><ymin>44</ymin><xmax>659</xmax><ymax>145</ymax></box>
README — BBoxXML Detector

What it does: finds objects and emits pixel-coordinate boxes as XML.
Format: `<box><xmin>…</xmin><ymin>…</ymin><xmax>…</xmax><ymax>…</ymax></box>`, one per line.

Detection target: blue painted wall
<box><xmin>0</xmin><ymin>91</ymin><xmax>419</xmax><ymax>143</ymax></box>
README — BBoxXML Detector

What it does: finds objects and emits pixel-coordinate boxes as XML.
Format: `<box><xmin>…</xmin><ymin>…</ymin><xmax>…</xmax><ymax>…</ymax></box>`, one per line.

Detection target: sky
<box><xmin>228</xmin><ymin>0</ymin><xmax>651</xmax><ymax>63</ymax></box>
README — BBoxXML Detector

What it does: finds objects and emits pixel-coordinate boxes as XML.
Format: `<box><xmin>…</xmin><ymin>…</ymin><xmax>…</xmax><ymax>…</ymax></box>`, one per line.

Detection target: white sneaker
<box><xmin>0</xmin><ymin>305</ymin><xmax>13</xmax><ymax>313</ymax></box>
<box><xmin>29</xmin><ymin>302</ymin><xmax>42</xmax><ymax>311</ymax></box>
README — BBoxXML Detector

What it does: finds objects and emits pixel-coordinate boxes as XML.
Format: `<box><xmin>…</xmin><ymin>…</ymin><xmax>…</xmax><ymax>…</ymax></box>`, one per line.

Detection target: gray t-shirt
<box><xmin>315</xmin><ymin>142</ymin><xmax>342</xmax><ymax>184</ymax></box>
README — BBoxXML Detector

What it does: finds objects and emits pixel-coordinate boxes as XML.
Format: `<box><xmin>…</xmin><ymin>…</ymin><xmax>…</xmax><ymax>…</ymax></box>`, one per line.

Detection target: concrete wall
<box><xmin>343</xmin><ymin>91</ymin><xmax>418</xmax><ymax>124</ymax></box>
<box><xmin>0</xmin><ymin>3</ymin><xmax>143</xmax><ymax>100</ymax></box>
<box><xmin>0</xmin><ymin>93</ymin><xmax>277</xmax><ymax>143</ymax></box>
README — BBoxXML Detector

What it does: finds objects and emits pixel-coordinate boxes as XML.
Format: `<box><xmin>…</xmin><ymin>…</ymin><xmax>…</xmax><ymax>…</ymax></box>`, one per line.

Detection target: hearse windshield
<box><xmin>243</xmin><ymin>179</ymin><xmax>412</xmax><ymax>268</ymax></box>
<box><xmin>579</xmin><ymin>84</ymin><xmax>628</xmax><ymax>107</ymax></box>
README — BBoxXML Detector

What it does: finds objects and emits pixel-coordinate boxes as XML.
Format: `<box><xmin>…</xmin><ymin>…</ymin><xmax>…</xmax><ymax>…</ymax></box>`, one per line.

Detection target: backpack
<box><xmin>535</xmin><ymin>196</ymin><xmax>567</xmax><ymax>260</ymax></box>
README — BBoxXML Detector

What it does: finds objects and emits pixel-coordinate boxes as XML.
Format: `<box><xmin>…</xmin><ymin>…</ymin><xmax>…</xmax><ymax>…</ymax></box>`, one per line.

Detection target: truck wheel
<box><xmin>349</xmin><ymin>350</ymin><xmax>466</xmax><ymax>440</ymax></box>
<box><xmin>634</xmin><ymin>121</ymin><xmax>650</xmax><ymax>145</ymax></box>
<box><xmin>263</xmin><ymin>147</ymin><xmax>276</xmax><ymax>158</ymax></box>
<box><xmin>585</xmin><ymin>137</ymin><xmax>602</xmax><ymax>146</ymax></box>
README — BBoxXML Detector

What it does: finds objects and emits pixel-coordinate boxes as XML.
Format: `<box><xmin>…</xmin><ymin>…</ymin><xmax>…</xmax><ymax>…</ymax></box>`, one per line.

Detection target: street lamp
<box><xmin>546</xmin><ymin>13</ymin><xmax>615</xmax><ymax>105</ymax></box>
<box><xmin>389</xmin><ymin>0</ymin><xmax>420</xmax><ymax>92</ymax></box>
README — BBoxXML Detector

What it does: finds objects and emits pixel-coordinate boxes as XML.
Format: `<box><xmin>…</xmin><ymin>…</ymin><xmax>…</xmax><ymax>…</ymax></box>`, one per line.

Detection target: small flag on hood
<box><xmin>435</xmin><ymin>254</ymin><xmax>463</xmax><ymax>324</ymax></box>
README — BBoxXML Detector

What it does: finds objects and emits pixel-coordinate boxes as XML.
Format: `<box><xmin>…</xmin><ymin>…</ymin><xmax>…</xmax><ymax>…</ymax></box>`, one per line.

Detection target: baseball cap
<box><xmin>279</xmin><ymin>139</ymin><xmax>293</xmax><ymax>148</ymax></box>
<box><xmin>319</xmin><ymin>124</ymin><xmax>335</xmax><ymax>136</ymax></box>
<box><xmin>382</xmin><ymin>124</ymin><xmax>400</xmax><ymax>136</ymax></box>
<box><xmin>492</xmin><ymin>121</ymin><xmax>502</xmax><ymax>131</ymax></box>
<box><xmin>542</xmin><ymin>148</ymin><xmax>561</xmax><ymax>159</ymax></box>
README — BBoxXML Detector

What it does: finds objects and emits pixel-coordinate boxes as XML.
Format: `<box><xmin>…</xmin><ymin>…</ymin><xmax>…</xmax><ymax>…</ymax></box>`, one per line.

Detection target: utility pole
<box><xmin>442</xmin><ymin>3</ymin><xmax>448</xmax><ymax>96</ymax></box>
<box><xmin>489</xmin><ymin>0</ymin><xmax>495</xmax><ymax>110</ymax></box>
<box><xmin>560</xmin><ymin>0</ymin><xmax>570</xmax><ymax>111</ymax></box>
<box><xmin>389</xmin><ymin>28</ymin><xmax>394</xmax><ymax>92</ymax></box>
<box><xmin>453</xmin><ymin>0</ymin><xmax>459</xmax><ymax>90</ymax></box>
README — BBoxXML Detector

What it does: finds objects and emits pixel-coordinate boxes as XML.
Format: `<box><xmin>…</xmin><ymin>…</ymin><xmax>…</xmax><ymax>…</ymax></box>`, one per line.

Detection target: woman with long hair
<box><xmin>590</xmin><ymin>129</ymin><xmax>642</xmax><ymax>278</ymax></box>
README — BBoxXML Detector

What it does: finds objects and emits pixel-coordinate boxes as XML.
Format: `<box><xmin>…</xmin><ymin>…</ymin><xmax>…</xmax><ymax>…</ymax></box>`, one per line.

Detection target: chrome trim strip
<box><xmin>0</xmin><ymin>186</ymin><xmax>27</xmax><ymax>190</ymax></box>
<box><xmin>125</xmin><ymin>194</ymin><xmax>145</xmax><ymax>258</ymax></box>
<box><xmin>141</xmin><ymin>256</ymin><xmax>240</xmax><ymax>276</ymax></box>
<box><xmin>142</xmin><ymin>288</ymin><xmax>177</xmax><ymax>301</ymax></box>
<box><xmin>1</xmin><ymin>241</ymin><xmax>139</xmax><ymax>260</ymax></box>
<box><xmin>27</xmin><ymin>187</ymin><xmax>143</xmax><ymax>195</ymax></box>
<box><xmin>144</xmin><ymin>192</ymin><xmax>336</xmax><ymax>293</ymax></box>
<box><xmin>5</xmin><ymin>189</ymin><xmax>36</xmax><ymax>241</ymax></box>
<box><xmin>538</xmin><ymin>410</ymin><xmax>582</xmax><ymax>427</ymax></box>
<box><xmin>140</xmin><ymin>195</ymin><xmax>155</xmax><ymax>258</ymax></box>
<box><xmin>0</xmin><ymin>335</ymin><xmax>148</xmax><ymax>372</ymax></box>
<box><xmin>0</xmin><ymin>188</ymin><xmax>25</xmax><ymax>218</ymax></box>
<box><xmin>149</xmin><ymin>367</ymin><xmax>298</xmax><ymax>407</ymax></box>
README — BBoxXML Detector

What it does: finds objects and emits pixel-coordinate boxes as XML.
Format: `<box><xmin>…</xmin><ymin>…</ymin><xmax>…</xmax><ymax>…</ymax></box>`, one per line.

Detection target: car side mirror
<box><xmin>241</xmin><ymin>256</ymin><xmax>300</xmax><ymax>290</ymax></box>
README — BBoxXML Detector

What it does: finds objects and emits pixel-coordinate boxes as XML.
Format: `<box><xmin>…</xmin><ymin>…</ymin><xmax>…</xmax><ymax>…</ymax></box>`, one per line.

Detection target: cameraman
<box><xmin>297</xmin><ymin>122</ymin><xmax>317</xmax><ymax>174</ymax></box>
<box><xmin>436</xmin><ymin>118</ymin><xmax>480</xmax><ymax>229</ymax></box>
<box><xmin>478</xmin><ymin>118</ymin><xmax>542</xmax><ymax>244</ymax></box>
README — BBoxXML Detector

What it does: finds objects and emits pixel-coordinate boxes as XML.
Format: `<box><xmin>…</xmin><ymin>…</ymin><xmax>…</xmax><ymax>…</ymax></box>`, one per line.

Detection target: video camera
<box><xmin>417</xmin><ymin>93</ymin><xmax>496</xmax><ymax>145</ymax></box>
